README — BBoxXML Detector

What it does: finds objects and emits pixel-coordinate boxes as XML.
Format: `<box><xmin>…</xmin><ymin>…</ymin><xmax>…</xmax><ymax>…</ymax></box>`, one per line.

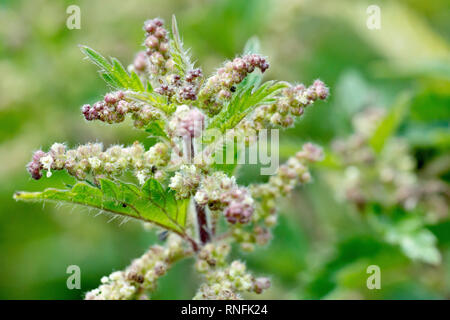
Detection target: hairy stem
<box><xmin>195</xmin><ymin>201</ymin><xmax>210</xmax><ymax>244</ymax></box>
<box><xmin>184</xmin><ymin>135</ymin><xmax>211</xmax><ymax>245</ymax></box>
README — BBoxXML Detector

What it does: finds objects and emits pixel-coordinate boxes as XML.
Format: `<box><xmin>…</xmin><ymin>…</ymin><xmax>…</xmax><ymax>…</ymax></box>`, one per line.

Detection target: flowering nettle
<box><xmin>14</xmin><ymin>16</ymin><xmax>329</xmax><ymax>300</ymax></box>
<box><xmin>325</xmin><ymin>107</ymin><xmax>449</xmax><ymax>265</ymax></box>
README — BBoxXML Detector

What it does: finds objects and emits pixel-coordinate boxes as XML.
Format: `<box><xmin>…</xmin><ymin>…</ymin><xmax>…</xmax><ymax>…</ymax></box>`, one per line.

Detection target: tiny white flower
<box><xmin>88</xmin><ymin>157</ymin><xmax>102</xmax><ymax>170</ymax></box>
<box><xmin>136</xmin><ymin>171</ymin><xmax>147</xmax><ymax>185</ymax></box>
<box><xmin>40</xmin><ymin>155</ymin><xmax>54</xmax><ymax>177</ymax></box>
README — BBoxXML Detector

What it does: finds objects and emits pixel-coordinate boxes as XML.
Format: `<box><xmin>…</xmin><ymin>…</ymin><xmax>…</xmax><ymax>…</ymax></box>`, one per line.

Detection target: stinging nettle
<box><xmin>14</xmin><ymin>16</ymin><xmax>329</xmax><ymax>300</ymax></box>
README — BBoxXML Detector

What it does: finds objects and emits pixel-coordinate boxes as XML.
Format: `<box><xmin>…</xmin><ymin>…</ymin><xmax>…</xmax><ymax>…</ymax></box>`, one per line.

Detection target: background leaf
<box><xmin>370</xmin><ymin>92</ymin><xmax>412</xmax><ymax>153</ymax></box>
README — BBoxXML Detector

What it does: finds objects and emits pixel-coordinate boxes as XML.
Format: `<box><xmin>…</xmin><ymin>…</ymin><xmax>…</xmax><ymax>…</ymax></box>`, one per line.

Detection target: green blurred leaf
<box><xmin>370</xmin><ymin>92</ymin><xmax>412</xmax><ymax>153</ymax></box>
<box><xmin>240</xmin><ymin>37</ymin><xmax>263</xmax><ymax>89</ymax></box>
<box><xmin>14</xmin><ymin>178</ymin><xmax>189</xmax><ymax>234</ymax></box>
<box><xmin>369</xmin><ymin>213</ymin><xmax>441</xmax><ymax>265</ymax></box>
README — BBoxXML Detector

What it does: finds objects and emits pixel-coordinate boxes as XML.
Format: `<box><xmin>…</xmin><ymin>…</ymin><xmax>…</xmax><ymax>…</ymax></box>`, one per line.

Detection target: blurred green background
<box><xmin>0</xmin><ymin>0</ymin><xmax>449</xmax><ymax>299</ymax></box>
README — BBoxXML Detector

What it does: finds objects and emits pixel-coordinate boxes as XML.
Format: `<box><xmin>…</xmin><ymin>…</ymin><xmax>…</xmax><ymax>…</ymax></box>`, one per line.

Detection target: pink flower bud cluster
<box><xmin>132</xmin><ymin>51</ymin><xmax>148</xmax><ymax>73</ymax></box>
<box><xmin>155</xmin><ymin>68</ymin><xmax>203</xmax><ymax>102</ymax></box>
<box><xmin>198</xmin><ymin>54</ymin><xmax>269</xmax><ymax>115</ymax></box>
<box><xmin>81</xmin><ymin>91</ymin><xmax>162</xmax><ymax>129</ymax></box>
<box><xmin>194</xmin><ymin>172</ymin><xmax>255</xmax><ymax>224</ymax></box>
<box><xmin>253</xmin><ymin>80</ymin><xmax>329</xmax><ymax>128</ymax></box>
<box><xmin>168</xmin><ymin>105</ymin><xmax>205</xmax><ymax>138</ymax></box>
<box><xmin>82</xmin><ymin>91</ymin><xmax>130</xmax><ymax>124</ymax></box>
<box><xmin>269</xmin><ymin>143</ymin><xmax>323</xmax><ymax>195</ymax></box>
<box><xmin>27</xmin><ymin>141</ymin><xmax>170</xmax><ymax>183</ymax></box>
<box><xmin>222</xmin><ymin>188</ymin><xmax>255</xmax><ymax>224</ymax></box>
<box><xmin>27</xmin><ymin>143</ymin><xmax>66</xmax><ymax>180</ymax></box>
<box><xmin>143</xmin><ymin>18</ymin><xmax>172</xmax><ymax>75</ymax></box>
<box><xmin>194</xmin><ymin>172</ymin><xmax>236</xmax><ymax>210</ymax></box>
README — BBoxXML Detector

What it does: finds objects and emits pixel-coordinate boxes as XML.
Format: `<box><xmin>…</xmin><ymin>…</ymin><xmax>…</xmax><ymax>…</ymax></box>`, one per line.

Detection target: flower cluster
<box><xmin>194</xmin><ymin>172</ymin><xmax>255</xmax><ymax>224</ymax></box>
<box><xmin>232</xmin><ymin>225</ymin><xmax>272</xmax><ymax>252</ymax></box>
<box><xmin>169</xmin><ymin>165</ymin><xmax>202</xmax><ymax>198</ymax></box>
<box><xmin>155</xmin><ymin>68</ymin><xmax>204</xmax><ymax>103</ymax></box>
<box><xmin>143</xmin><ymin>18</ymin><xmax>172</xmax><ymax>76</ymax></box>
<box><xmin>194</xmin><ymin>172</ymin><xmax>237</xmax><ymax>209</ymax></box>
<box><xmin>167</xmin><ymin>105</ymin><xmax>205</xmax><ymax>138</ymax></box>
<box><xmin>194</xmin><ymin>243</ymin><xmax>270</xmax><ymax>299</ymax></box>
<box><xmin>222</xmin><ymin>188</ymin><xmax>255</xmax><ymax>224</ymax></box>
<box><xmin>82</xmin><ymin>91</ymin><xmax>162</xmax><ymax>128</ymax></box>
<box><xmin>236</xmin><ymin>143</ymin><xmax>324</xmax><ymax>251</ymax></box>
<box><xmin>253</xmin><ymin>80</ymin><xmax>329</xmax><ymax>128</ymax></box>
<box><xmin>27</xmin><ymin>141</ymin><xmax>170</xmax><ymax>184</ymax></box>
<box><xmin>253</xmin><ymin>143</ymin><xmax>324</xmax><ymax>198</ymax></box>
<box><xmin>81</xmin><ymin>91</ymin><xmax>129</xmax><ymax>123</ymax></box>
<box><xmin>17</xmin><ymin>15</ymin><xmax>331</xmax><ymax>300</ymax></box>
<box><xmin>328</xmin><ymin>105</ymin><xmax>443</xmax><ymax>219</ymax></box>
<box><xmin>326</xmin><ymin>108</ymin><xmax>420</xmax><ymax>210</ymax></box>
<box><xmin>85</xmin><ymin>234</ymin><xmax>186</xmax><ymax>300</ymax></box>
<box><xmin>198</xmin><ymin>54</ymin><xmax>269</xmax><ymax>115</ymax></box>
<box><xmin>194</xmin><ymin>260</ymin><xmax>270</xmax><ymax>300</ymax></box>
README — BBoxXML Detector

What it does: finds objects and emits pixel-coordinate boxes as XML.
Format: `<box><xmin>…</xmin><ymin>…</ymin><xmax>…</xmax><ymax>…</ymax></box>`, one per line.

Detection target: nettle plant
<box><xmin>326</xmin><ymin>106</ymin><xmax>449</xmax><ymax>265</ymax></box>
<box><xmin>14</xmin><ymin>16</ymin><xmax>328</xmax><ymax>300</ymax></box>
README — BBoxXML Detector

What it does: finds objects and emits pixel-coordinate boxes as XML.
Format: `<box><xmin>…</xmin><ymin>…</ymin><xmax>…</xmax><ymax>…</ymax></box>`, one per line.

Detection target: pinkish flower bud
<box><xmin>133</xmin><ymin>52</ymin><xmax>147</xmax><ymax>71</ymax></box>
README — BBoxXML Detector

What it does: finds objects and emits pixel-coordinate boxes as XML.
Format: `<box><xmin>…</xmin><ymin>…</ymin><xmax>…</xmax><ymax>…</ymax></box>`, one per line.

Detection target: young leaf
<box><xmin>14</xmin><ymin>178</ymin><xmax>189</xmax><ymax>234</ymax></box>
<box><xmin>145</xmin><ymin>120</ymin><xmax>169</xmax><ymax>140</ymax></box>
<box><xmin>208</xmin><ymin>80</ymin><xmax>288</xmax><ymax>132</ymax></box>
<box><xmin>80</xmin><ymin>45</ymin><xmax>145</xmax><ymax>92</ymax></box>
<box><xmin>170</xmin><ymin>15</ymin><xmax>194</xmax><ymax>76</ymax></box>
<box><xmin>128</xmin><ymin>91</ymin><xmax>175</xmax><ymax>115</ymax></box>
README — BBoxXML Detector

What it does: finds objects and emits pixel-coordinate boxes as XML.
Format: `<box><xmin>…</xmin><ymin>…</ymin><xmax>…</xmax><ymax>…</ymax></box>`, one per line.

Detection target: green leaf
<box><xmin>145</xmin><ymin>120</ymin><xmax>169</xmax><ymax>140</ymax></box>
<box><xmin>243</xmin><ymin>36</ymin><xmax>261</xmax><ymax>55</ymax></box>
<box><xmin>80</xmin><ymin>45</ymin><xmax>145</xmax><ymax>92</ymax></box>
<box><xmin>240</xmin><ymin>37</ymin><xmax>263</xmax><ymax>89</ymax></box>
<box><xmin>369</xmin><ymin>91</ymin><xmax>412</xmax><ymax>153</ymax></box>
<box><xmin>208</xmin><ymin>80</ymin><xmax>288</xmax><ymax>132</ymax></box>
<box><xmin>14</xmin><ymin>178</ymin><xmax>189</xmax><ymax>234</ymax></box>
<box><xmin>170</xmin><ymin>15</ymin><xmax>194</xmax><ymax>76</ymax></box>
<box><xmin>128</xmin><ymin>91</ymin><xmax>175</xmax><ymax>114</ymax></box>
<box><xmin>211</xmin><ymin>139</ymin><xmax>241</xmax><ymax>176</ymax></box>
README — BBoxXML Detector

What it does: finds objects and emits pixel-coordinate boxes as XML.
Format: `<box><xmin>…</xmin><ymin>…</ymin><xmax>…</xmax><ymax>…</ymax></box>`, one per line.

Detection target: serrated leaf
<box><xmin>14</xmin><ymin>178</ymin><xmax>189</xmax><ymax>234</ymax></box>
<box><xmin>80</xmin><ymin>45</ymin><xmax>145</xmax><ymax>92</ymax></box>
<box><xmin>208</xmin><ymin>80</ymin><xmax>288</xmax><ymax>132</ymax></box>
<box><xmin>170</xmin><ymin>15</ymin><xmax>194</xmax><ymax>76</ymax></box>
<box><xmin>128</xmin><ymin>91</ymin><xmax>175</xmax><ymax>114</ymax></box>
<box><xmin>145</xmin><ymin>120</ymin><xmax>169</xmax><ymax>140</ymax></box>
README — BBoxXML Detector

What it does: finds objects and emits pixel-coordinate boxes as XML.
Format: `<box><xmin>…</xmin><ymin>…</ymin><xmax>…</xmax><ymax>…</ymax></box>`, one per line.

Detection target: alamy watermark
<box><xmin>366</xmin><ymin>5</ymin><xmax>381</xmax><ymax>30</ymax></box>
<box><xmin>177</xmin><ymin>124</ymin><xmax>280</xmax><ymax>175</ymax></box>
<box><xmin>66</xmin><ymin>265</ymin><xmax>81</xmax><ymax>289</ymax></box>
<box><xmin>366</xmin><ymin>265</ymin><xmax>381</xmax><ymax>290</ymax></box>
<box><xmin>66</xmin><ymin>5</ymin><xmax>81</xmax><ymax>30</ymax></box>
